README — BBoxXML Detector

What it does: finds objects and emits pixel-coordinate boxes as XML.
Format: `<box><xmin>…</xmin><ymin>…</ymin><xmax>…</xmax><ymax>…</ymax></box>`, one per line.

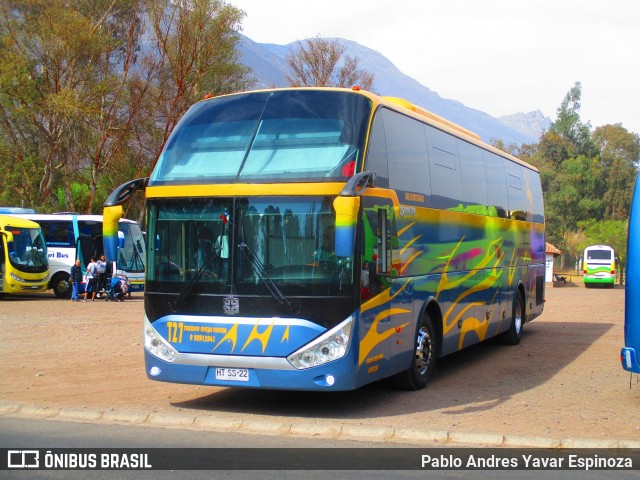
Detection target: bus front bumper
<box><xmin>583</xmin><ymin>276</ymin><xmax>614</xmax><ymax>285</ymax></box>
<box><xmin>6</xmin><ymin>279</ymin><xmax>48</xmax><ymax>293</ymax></box>
<box><xmin>144</xmin><ymin>349</ymin><xmax>358</xmax><ymax>391</ymax></box>
<box><xmin>621</xmin><ymin>347</ymin><xmax>640</xmax><ymax>374</ymax></box>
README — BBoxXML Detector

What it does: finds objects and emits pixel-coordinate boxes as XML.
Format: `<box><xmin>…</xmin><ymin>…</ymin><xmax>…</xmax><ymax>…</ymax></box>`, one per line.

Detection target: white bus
<box><xmin>6</xmin><ymin>213</ymin><xmax>145</xmax><ymax>297</ymax></box>
<box><xmin>583</xmin><ymin>244</ymin><xmax>616</xmax><ymax>288</ymax></box>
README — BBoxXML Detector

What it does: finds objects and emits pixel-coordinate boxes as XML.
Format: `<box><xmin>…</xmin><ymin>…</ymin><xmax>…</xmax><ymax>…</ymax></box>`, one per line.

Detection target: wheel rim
<box><xmin>54</xmin><ymin>278</ymin><xmax>70</xmax><ymax>296</ymax></box>
<box><xmin>415</xmin><ymin>326</ymin><xmax>433</xmax><ymax>376</ymax></box>
<box><xmin>514</xmin><ymin>298</ymin><xmax>523</xmax><ymax>334</ymax></box>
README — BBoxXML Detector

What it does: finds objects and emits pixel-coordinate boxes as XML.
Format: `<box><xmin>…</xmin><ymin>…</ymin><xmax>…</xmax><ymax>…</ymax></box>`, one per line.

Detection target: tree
<box><xmin>489</xmin><ymin>138</ymin><xmax>520</xmax><ymax>156</ymax></box>
<box><xmin>148</xmin><ymin>0</ymin><xmax>254</xmax><ymax>166</ymax></box>
<box><xmin>286</xmin><ymin>36</ymin><xmax>374</xmax><ymax>90</ymax></box>
<box><xmin>592</xmin><ymin>123</ymin><xmax>640</xmax><ymax>220</ymax></box>
<box><xmin>0</xmin><ymin>0</ymin><xmax>255</xmax><ymax>215</ymax></box>
<box><xmin>0</xmin><ymin>0</ymin><xmax>125</xmax><ymax>210</ymax></box>
<box><xmin>549</xmin><ymin>81</ymin><xmax>597</xmax><ymax>159</ymax></box>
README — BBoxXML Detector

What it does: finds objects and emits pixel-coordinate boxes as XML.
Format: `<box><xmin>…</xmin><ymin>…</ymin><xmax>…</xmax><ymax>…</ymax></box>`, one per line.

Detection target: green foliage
<box><xmin>577</xmin><ymin>219</ymin><xmax>628</xmax><ymax>265</ymax></box>
<box><xmin>524</xmin><ymin>82</ymin><xmax>640</xmax><ymax>266</ymax></box>
<box><xmin>55</xmin><ymin>183</ymin><xmax>89</xmax><ymax>212</ymax></box>
<box><xmin>550</xmin><ymin>81</ymin><xmax>597</xmax><ymax>159</ymax></box>
<box><xmin>0</xmin><ymin>0</ymin><xmax>254</xmax><ymax>214</ymax></box>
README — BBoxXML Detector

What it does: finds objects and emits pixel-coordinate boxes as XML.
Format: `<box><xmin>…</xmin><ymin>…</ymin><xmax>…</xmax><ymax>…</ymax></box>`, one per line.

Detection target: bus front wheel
<box><xmin>392</xmin><ymin>315</ymin><xmax>437</xmax><ymax>390</ymax></box>
<box><xmin>52</xmin><ymin>273</ymin><xmax>71</xmax><ymax>299</ymax></box>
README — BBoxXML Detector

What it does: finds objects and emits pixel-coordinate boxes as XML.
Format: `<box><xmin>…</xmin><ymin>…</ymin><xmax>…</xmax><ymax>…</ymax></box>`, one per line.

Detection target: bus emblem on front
<box><xmin>224</xmin><ymin>296</ymin><xmax>239</xmax><ymax>315</ymax></box>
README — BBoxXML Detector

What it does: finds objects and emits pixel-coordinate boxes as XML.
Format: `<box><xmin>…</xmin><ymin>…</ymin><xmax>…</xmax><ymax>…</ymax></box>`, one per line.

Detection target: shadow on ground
<box><xmin>172</xmin><ymin>321</ymin><xmax>614</xmax><ymax>420</ymax></box>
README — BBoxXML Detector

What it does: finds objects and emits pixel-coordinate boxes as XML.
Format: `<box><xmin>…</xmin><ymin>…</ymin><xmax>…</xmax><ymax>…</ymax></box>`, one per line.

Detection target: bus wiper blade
<box><xmin>238</xmin><ymin>242</ymin><xmax>300</xmax><ymax>315</ymax></box>
<box><xmin>170</xmin><ymin>253</ymin><xmax>215</xmax><ymax>313</ymax></box>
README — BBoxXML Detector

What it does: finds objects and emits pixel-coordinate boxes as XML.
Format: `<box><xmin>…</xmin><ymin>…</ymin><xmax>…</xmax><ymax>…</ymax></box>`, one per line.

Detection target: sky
<box><xmin>236</xmin><ymin>0</ymin><xmax>640</xmax><ymax>135</ymax></box>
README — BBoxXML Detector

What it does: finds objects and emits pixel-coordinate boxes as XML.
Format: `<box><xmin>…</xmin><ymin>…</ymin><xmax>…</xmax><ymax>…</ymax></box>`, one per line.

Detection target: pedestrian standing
<box><xmin>84</xmin><ymin>256</ymin><xmax>98</xmax><ymax>302</ymax></box>
<box><xmin>70</xmin><ymin>259</ymin><xmax>83</xmax><ymax>301</ymax></box>
<box><xmin>96</xmin><ymin>253</ymin><xmax>107</xmax><ymax>297</ymax></box>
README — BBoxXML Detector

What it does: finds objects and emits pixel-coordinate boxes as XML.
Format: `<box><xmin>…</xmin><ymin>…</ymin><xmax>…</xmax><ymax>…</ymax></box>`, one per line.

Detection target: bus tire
<box><xmin>52</xmin><ymin>272</ymin><xmax>71</xmax><ymax>299</ymax></box>
<box><xmin>392</xmin><ymin>315</ymin><xmax>437</xmax><ymax>390</ymax></box>
<box><xmin>501</xmin><ymin>290</ymin><xmax>525</xmax><ymax>345</ymax></box>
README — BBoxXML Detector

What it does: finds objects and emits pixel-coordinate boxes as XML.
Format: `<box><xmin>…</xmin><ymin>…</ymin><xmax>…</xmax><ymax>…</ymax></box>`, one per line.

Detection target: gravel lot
<box><xmin>1</xmin><ymin>282</ymin><xmax>638</xmax><ymax>443</ymax></box>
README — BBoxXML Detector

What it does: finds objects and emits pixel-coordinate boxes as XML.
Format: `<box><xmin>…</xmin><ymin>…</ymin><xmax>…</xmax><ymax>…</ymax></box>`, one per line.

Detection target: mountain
<box><xmin>498</xmin><ymin>111</ymin><xmax>552</xmax><ymax>143</ymax></box>
<box><xmin>238</xmin><ymin>36</ymin><xmax>539</xmax><ymax>145</ymax></box>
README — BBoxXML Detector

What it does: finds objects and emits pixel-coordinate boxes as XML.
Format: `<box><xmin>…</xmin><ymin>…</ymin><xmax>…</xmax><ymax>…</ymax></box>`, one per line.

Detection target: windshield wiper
<box><xmin>169</xmin><ymin>250</ymin><xmax>218</xmax><ymax>313</ymax></box>
<box><xmin>238</xmin><ymin>242</ymin><xmax>300</xmax><ymax>315</ymax></box>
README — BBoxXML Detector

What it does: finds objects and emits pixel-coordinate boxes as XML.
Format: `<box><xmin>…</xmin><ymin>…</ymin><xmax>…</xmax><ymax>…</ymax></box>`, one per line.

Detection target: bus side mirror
<box><xmin>103</xmin><ymin>205</ymin><xmax>123</xmax><ymax>263</ymax></box>
<box><xmin>118</xmin><ymin>231</ymin><xmax>125</xmax><ymax>249</ymax></box>
<box><xmin>333</xmin><ymin>196</ymin><xmax>360</xmax><ymax>258</ymax></box>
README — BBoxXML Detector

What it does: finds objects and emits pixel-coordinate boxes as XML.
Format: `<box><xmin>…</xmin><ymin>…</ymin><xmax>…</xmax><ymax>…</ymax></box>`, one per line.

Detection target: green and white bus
<box><xmin>583</xmin><ymin>245</ymin><xmax>616</xmax><ymax>288</ymax></box>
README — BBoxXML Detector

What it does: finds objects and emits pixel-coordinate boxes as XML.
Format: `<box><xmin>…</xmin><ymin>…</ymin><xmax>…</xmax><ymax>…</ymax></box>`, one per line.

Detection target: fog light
<box><xmin>149</xmin><ymin>366</ymin><xmax>161</xmax><ymax>377</ymax></box>
<box><xmin>325</xmin><ymin>374</ymin><xmax>335</xmax><ymax>386</ymax></box>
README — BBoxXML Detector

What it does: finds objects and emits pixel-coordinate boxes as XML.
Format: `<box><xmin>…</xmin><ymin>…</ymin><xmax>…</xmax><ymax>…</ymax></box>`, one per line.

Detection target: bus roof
<box><xmin>585</xmin><ymin>245</ymin><xmax>614</xmax><ymax>251</ymax></box>
<box><xmin>6</xmin><ymin>213</ymin><xmax>138</xmax><ymax>224</ymax></box>
<box><xmin>200</xmin><ymin>87</ymin><xmax>540</xmax><ymax>173</ymax></box>
<box><xmin>0</xmin><ymin>214</ymin><xmax>42</xmax><ymax>229</ymax></box>
<box><xmin>0</xmin><ymin>207</ymin><xmax>36</xmax><ymax>214</ymax></box>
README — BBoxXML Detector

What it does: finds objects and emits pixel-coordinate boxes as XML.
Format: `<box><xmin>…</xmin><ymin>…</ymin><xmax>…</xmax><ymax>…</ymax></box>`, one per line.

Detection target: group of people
<box><xmin>69</xmin><ymin>254</ymin><xmax>108</xmax><ymax>302</ymax></box>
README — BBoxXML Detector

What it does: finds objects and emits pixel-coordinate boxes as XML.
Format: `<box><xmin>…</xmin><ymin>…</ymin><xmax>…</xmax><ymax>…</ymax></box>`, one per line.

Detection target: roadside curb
<box><xmin>2</xmin><ymin>401</ymin><xmax>639</xmax><ymax>449</ymax></box>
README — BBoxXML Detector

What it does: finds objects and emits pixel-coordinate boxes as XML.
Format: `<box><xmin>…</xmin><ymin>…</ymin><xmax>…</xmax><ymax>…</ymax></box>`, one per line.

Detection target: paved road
<box><xmin>2</xmin><ymin>417</ymin><xmax>638</xmax><ymax>479</ymax></box>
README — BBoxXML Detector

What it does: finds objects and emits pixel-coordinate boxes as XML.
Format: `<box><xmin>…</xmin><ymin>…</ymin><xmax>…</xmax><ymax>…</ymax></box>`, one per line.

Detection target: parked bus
<box><xmin>6</xmin><ymin>213</ymin><xmax>145</xmax><ymax>298</ymax></box>
<box><xmin>0</xmin><ymin>207</ymin><xmax>36</xmax><ymax>214</ymax></box>
<box><xmin>622</xmin><ymin>176</ymin><xmax>640</xmax><ymax>374</ymax></box>
<box><xmin>0</xmin><ymin>215</ymin><xmax>49</xmax><ymax>296</ymax></box>
<box><xmin>582</xmin><ymin>245</ymin><xmax>616</xmax><ymax>288</ymax></box>
<box><xmin>105</xmin><ymin>87</ymin><xmax>545</xmax><ymax>391</ymax></box>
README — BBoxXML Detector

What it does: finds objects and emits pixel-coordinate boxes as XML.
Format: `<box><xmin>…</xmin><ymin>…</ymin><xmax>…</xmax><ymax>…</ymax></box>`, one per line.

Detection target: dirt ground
<box><xmin>1</xmin><ymin>280</ymin><xmax>639</xmax><ymax>443</ymax></box>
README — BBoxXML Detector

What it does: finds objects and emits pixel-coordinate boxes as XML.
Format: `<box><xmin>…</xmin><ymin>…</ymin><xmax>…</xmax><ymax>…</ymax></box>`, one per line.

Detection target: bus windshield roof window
<box><xmin>149</xmin><ymin>90</ymin><xmax>372</xmax><ymax>184</ymax></box>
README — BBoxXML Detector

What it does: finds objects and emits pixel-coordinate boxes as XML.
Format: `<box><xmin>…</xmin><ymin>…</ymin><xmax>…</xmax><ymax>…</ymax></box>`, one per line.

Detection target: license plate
<box><xmin>215</xmin><ymin>367</ymin><xmax>249</xmax><ymax>382</ymax></box>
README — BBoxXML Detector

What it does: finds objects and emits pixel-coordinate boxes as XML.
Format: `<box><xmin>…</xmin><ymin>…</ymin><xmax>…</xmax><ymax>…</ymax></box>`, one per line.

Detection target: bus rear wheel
<box><xmin>500</xmin><ymin>290</ymin><xmax>525</xmax><ymax>345</ymax></box>
<box><xmin>52</xmin><ymin>273</ymin><xmax>71</xmax><ymax>299</ymax></box>
<box><xmin>392</xmin><ymin>315</ymin><xmax>437</xmax><ymax>390</ymax></box>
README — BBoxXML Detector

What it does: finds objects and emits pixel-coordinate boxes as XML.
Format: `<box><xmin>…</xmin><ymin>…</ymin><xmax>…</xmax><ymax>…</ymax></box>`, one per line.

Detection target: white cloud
<box><xmin>236</xmin><ymin>0</ymin><xmax>640</xmax><ymax>133</ymax></box>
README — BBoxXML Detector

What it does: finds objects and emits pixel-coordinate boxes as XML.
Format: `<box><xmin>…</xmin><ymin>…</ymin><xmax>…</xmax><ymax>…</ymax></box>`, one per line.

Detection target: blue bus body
<box><xmin>109</xmin><ymin>88</ymin><xmax>545</xmax><ymax>392</ymax></box>
<box><xmin>622</xmin><ymin>175</ymin><xmax>640</xmax><ymax>373</ymax></box>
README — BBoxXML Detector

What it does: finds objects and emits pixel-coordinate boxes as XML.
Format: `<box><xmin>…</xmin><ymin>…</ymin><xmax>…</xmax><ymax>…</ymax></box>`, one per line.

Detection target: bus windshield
<box><xmin>149</xmin><ymin>90</ymin><xmax>372</xmax><ymax>184</ymax></box>
<box><xmin>7</xmin><ymin>225</ymin><xmax>48</xmax><ymax>273</ymax></box>
<box><xmin>586</xmin><ymin>248</ymin><xmax>612</xmax><ymax>261</ymax></box>
<box><xmin>147</xmin><ymin>196</ymin><xmax>355</xmax><ymax>300</ymax></box>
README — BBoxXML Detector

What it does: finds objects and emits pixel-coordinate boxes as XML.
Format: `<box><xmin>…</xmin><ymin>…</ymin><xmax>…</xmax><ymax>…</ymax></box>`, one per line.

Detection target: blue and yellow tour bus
<box><xmin>622</xmin><ymin>176</ymin><xmax>640</xmax><ymax>375</ymax></box>
<box><xmin>104</xmin><ymin>87</ymin><xmax>546</xmax><ymax>391</ymax></box>
<box><xmin>0</xmin><ymin>215</ymin><xmax>49</xmax><ymax>296</ymax></box>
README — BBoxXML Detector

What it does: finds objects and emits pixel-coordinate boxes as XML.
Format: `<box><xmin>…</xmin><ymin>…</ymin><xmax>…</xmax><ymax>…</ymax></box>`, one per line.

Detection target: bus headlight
<box><xmin>287</xmin><ymin>316</ymin><xmax>353</xmax><ymax>369</ymax></box>
<box><xmin>144</xmin><ymin>317</ymin><xmax>177</xmax><ymax>363</ymax></box>
<box><xmin>9</xmin><ymin>272</ymin><xmax>25</xmax><ymax>283</ymax></box>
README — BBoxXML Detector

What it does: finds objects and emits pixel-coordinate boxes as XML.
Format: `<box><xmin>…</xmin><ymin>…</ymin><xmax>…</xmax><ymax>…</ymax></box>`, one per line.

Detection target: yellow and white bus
<box><xmin>0</xmin><ymin>215</ymin><xmax>49</xmax><ymax>296</ymax></box>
